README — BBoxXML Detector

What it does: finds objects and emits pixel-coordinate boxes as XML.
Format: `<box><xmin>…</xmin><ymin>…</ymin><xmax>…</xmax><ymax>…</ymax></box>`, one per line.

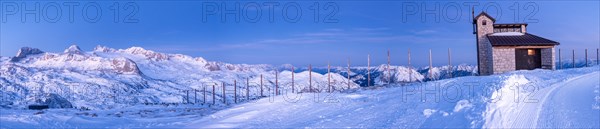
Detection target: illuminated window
<box><xmin>528</xmin><ymin>49</ymin><xmax>535</xmax><ymax>55</ymax></box>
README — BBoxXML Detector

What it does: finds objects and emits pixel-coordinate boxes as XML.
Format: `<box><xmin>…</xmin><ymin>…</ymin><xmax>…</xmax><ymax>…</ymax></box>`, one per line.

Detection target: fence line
<box><xmin>165</xmin><ymin>48</ymin><xmax>600</xmax><ymax>106</ymax></box>
<box><xmin>11</xmin><ymin>48</ymin><xmax>599</xmax><ymax>108</ymax></box>
<box><xmin>9</xmin><ymin>48</ymin><xmax>600</xmax><ymax>108</ymax></box>
<box><xmin>556</xmin><ymin>48</ymin><xmax>600</xmax><ymax>69</ymax></box>
<box><xmin>35</xmin><ymin>48</ymin><xmax>600</xmax><ymax>107</ymax></box>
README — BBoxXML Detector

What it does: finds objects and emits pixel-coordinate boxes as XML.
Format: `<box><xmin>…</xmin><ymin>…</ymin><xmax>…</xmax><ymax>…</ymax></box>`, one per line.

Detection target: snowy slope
<box><xmin>184</xmin><ymin>66</ymin><xmax>599</xmax><ymax>128</ymax></box>
<box><xmin>484</xmin><ymin>69</ymin><xmax>600</xmax><ymax>128</ymax></box>
<box><xmin>0</xmin><ymin>64</ymin><xmax>597</xmax><ymax>128</ymax></box>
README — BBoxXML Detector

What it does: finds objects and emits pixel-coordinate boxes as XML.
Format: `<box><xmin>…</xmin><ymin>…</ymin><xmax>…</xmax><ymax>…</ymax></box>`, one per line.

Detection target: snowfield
<box><xmin>184</xmin><ymin>66</ymin><xmax>599</xmax><ymax>128</ymax></box>
<box><xmin>0</xmin><ymin>45</ymin><xmax>598</xmax><ymax>128</ymax></box>
<box><xmin>1</xmin><ymin>66</ymin><xmax>598</xmax><ymax>128</ymax></box>
<box><xmin>484</xmin><ymin>69</ymin><xmax>600</xmax><ymax>128</ymax></box>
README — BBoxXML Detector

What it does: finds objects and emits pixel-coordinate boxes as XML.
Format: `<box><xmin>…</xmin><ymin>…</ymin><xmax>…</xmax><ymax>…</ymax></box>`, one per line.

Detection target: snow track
<box><xmin>484</xmin><ymin>71</ymin><xmax>600</xmax><ymax>128</ymax></box>
<box><xmin>535</xmin><ymin>72</ymin><xmax>600</xmax><ymax>128</ymax></box>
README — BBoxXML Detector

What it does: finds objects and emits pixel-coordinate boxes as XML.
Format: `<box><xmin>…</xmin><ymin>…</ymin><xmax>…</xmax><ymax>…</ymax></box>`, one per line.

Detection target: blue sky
<box><xmin>1</xmin><ymin>1</ymin><xmax>599</xmax><ymax>67</ymax></box>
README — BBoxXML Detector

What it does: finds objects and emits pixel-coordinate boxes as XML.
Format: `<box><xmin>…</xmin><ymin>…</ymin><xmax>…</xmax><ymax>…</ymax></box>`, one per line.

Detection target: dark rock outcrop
<box><xmin>34</xmin><ymin>93</ymin><xmax>73</xmax><ymax>109</ymax></box>
<box><xmin>10</xmin><ymin>47</ymin><xmax>44</xmax><ymax>62</ymax></box>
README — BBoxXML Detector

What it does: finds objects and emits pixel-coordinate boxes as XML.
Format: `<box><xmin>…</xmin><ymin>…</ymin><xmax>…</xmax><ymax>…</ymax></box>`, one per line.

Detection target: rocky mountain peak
<box><xmin>11</xmin><ymin>47</ymin><xmax>44</xmax><ymax>62</ymax></box>
<box><xmin>124</xmin><ymin>46</ymin><xmax>169</xmax><ymax>61</ymax></box>
<box><xmin>15</xmin><ymin>47</ymin><xmax>44</xmax><ymax>58</ymax></box>
<box><xmin>94</xmin><ymin>45</ymin><xmax>116</xmax><ymax>52</ymax></box>
<box><xmin>64</xmin><ymin>45</ymin><xmax>83</xmax><ymax>54</ymax></box>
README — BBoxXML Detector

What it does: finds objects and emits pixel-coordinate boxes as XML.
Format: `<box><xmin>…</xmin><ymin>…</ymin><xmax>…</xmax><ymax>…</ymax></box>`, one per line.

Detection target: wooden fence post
<box><xmin>203</xmin><ymin>86</ymin><xmax>206</xmax><ymax>104</ymax></box>
<box><xmin>222</xmin><ymin>82</ymin><xmax>226</xmax><ymax>104</ymax></box>
<box><xmin>572</xmin><ymin>49</ymin><xmax>575</xmax><ymax>68</ymax></box>
<box><xmin>585</xmin><ymin>49</ymin><xmax>588</xmax><ymax>67</ymax></box>
<box><xmin>367</xmin><ymin>54</ymin><xmax>371</xmax><ymax>87</ymax></box>
<box><xmin>246</xmin><ymin>78</ymin><xmax>249</xmax><ymax>100</ymax></box>
<box><xmin>559</xmin><ymin>49</ymin><xmax>562</xmax><ymax>69</ymax></box>
<box><xmin>597</xmin><ymin>48</ymin><xmax>599</xmax><ymax>65</ymax></box>
<box><xmin>275</xmin><ymin>70</ymin><xmax>279</xmax><ymax>95</ymax></box>
<box><xmin>328</xmin><ymin>62</ymin><xmax>331</xmax><ymax>93</ymax></box>
<box><xmin>448</xmin><ymin>48</ymin><xmax>452</xmax><ymax>78</ymax></box>
<box><xmin>429</xmin><ymin>49</ymin><xmax>433</xmax><ymax>80</ymax></box>
<box><xmin>387</xmin><ymin>49</ymin><xmax>391</xmax><ymax>84</ymax></box>
<box><xmin>186</xmin><ymin>90</ymin><xmax>189</xmax><ymax>104</ymax></box>
<box><xmin>194</xmin><ymin>89</ymin><xmax>197</xmax><ymax>104</ymax></box>
<box><xmin>234</xmin><ymin>80</ymin><xmax>237</xmax><ymax>103</ymax></box>
<box><xmin>260</xmin><ymin>74</ymin><xmax>263</xmax><ymax>97</ymax></box>
<box><xmin>347</xmin><ymin>58</ymin><xmax>351</xmax><ymax>89</ymax></box>
<box><xmin>309</xmin><ymin>64</ymin><xmax>312</xmax><ymax>92</ymax></box>
<box><xmin>408</xmin><ymin>48</ymin><xmax>411</xmax><ymax>82</ymax></box>
<box><xmin>292</xmin><ymin>66</ymin><xmax>295</xmax><ymax>93</ymax></box>
<box><xmin>212</xmin><ymin>84</ymin><xmax>215</xmax><ymax>105</ymax></box>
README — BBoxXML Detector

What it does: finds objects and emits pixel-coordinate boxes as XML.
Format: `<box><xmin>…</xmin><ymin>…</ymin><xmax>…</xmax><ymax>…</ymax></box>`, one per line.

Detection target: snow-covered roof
<box><xmin>490</xmin><ymin>32</ymin><xmax>524</xmax><ymax>36</ymax></box>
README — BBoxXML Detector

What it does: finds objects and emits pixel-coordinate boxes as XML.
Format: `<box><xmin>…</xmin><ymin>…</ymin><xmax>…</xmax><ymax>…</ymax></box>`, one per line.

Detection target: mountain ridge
<box><xmin>0</xmin><ymin>45</ymin><xmax>360</xmax><ymax>110</ymax></box>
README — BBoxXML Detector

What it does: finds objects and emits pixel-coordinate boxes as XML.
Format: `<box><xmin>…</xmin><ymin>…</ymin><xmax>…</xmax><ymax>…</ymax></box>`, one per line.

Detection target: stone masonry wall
<box><xmin>476</xmin><ymin>15</ymin><xmax>495</xmax><ymax>75</ymax></box>
<box><xmin>541</xmin><ymin>47</ymin><xmax>555</xmax><ymax>70</ymax></box>
<box><xmin>492</xmin><ymin>47</ymin><xmax>516</xmax><ymax>74</ymax></box>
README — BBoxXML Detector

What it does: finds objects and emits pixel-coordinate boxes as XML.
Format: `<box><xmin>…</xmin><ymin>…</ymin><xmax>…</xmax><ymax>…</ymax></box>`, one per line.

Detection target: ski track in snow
<box><xmin>484</xmin><ymin>71</ymin><xmax>600</xmax><ymax>128</ymax></box>
<box><xmin>535</xmin><ymin>72</ymin><xmax>600</xmax><ymax>128</ymax></box>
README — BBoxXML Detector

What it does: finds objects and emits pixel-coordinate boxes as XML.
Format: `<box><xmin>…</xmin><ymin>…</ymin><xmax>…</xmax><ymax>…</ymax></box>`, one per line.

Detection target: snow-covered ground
<box><xmin>484</xmin><ymin>68</ymin><xmax>600</xmax><ymax>128</ymax></box>
<box><xmin>183</xmin><ymin>66</ymin><xmax>600</xmax><ymax>128</ymax></box>
<box><xmin>2</xmin><ymin>65</ymin><xmax>598</xmax><ymax>128</ymax></box>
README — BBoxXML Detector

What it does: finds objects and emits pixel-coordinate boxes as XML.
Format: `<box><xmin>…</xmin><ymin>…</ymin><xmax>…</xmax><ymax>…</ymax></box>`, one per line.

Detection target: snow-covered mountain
<box><xmin>305</xmin><ymin>64</ymin><xmax>478</xmax><ymax>86</ymax></box>
<box><xmin>0</xmin><ymin>45</ymin><xmax>359</xmax><ymax>110</ymax></box>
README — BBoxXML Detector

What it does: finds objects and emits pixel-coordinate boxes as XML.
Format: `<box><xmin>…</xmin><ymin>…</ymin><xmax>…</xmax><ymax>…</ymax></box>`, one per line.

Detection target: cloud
<box><xmin>197</xmin><ymin>27</ymin><xmax>469</xmax><ymax>52</ymax></box>
<box><xmin>257</xmin><ymin>38</ymin><xmax>336</xmax><ymax>44</ymax></box>
<box><xmin>300</xmin><ymin>32</ymin><xmax>349</xmax><ymax>37</ymax></box>
<box><xmin>412</xmin><ymin>29</ymin><xmax>438</xmax><ymax>35</ymax></box>
<box><xmin>353</xmin><ymin>27</ymin><xmax>390</xmax><ymax>31</ymax></box>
